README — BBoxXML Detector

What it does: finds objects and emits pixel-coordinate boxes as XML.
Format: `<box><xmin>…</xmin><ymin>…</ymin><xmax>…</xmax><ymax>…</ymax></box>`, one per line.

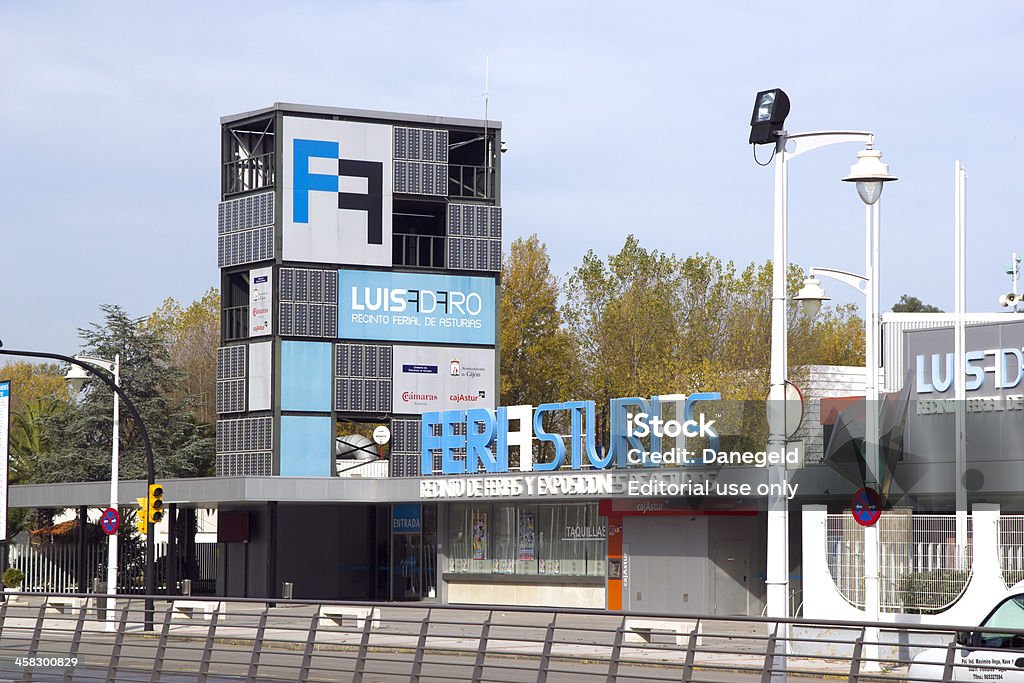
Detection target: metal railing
<box><xmin>222</xmin><ymin>305</ymin><xmax>249</xmax><ymax>341</ymax></box>
<box><xmin>8</xmin><ymin>542</ymin><xmax>218</xmax><ymax>595</ymax></box>
<box><xmin>448</xmin><ymin>164</ymin><xmax>495</xmax><ymax>199</ymax></box>
<box><xmin>0</xmin><ymin>591</ymin><xmax>1019</xmax><ymax>682</ymax></box>
<box><xmin>224</xmin><ymin>152</ymin><xmax>275</xmax><ymax>195</ymax></box>
<box><xmin>393</xmin><ymin>233</ymin><xmax>446</xmax><ymax>268</ymax></box>
<box><xmin>998</xmin><ymin>514</ymin><xmax>1024</xmax><ymax>588</ymax></box>
<box><xmin>827</xmin><ymin>513</ymin><xmax>972</xmax><ymax>613</ymax></box>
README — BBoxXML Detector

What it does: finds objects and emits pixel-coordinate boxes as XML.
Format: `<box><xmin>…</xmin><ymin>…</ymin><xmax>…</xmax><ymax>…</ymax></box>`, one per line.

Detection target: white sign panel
<box><xmin>0</xmin><ymin>380</ymin><xmax>10</xmax><ymax>540</ymax></box>
<box><xmin>249</xmin><ymin>267</ymin><xmax>272</xmax><ymax>337</ymax></box>
<box><xmin>282</xmin><ymin>117</ymin><xmax>393</xmax><ymax>266</ymax></box>
<box><xmin>392</xmin><ymin>346</ymin><xmax>495</xmax><ymax>414</ymax></box>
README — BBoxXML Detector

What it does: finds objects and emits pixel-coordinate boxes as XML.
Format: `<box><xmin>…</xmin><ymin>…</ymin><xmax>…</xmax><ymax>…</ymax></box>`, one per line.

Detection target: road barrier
<box><xmin>0</xmin><ymin>591</ymin><xmax>1019</xmax><ymax>681</ymax></box>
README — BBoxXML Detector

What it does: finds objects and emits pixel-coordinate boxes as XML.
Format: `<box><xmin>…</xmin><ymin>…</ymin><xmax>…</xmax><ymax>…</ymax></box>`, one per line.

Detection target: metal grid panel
<box><xmin>216</xmin><ymin>345</ymin><xmax>247</xmax><ymax>380</ymax></box>
<box><xmin>999</xmin><ymin>515</ymin><xmax>1024</xmax><ymax>587</ymax></box>
<box><xmin>335</xmin><ymin>343</ymin><xmax>392</xmax><ymax>413</ymax></box>
<box><xmin>394</xmin><ymin>160</ymin><xmax>446</xmax><ymax>196</ymax></box>
<box><xmin>826</xmin><ymin>513</ymin><xmax>973</xmax><ymax>612</ymax></box>
<box><xmin>216</xmin><ymin>416</ymin><xmax>273</xmax><ymax>454</ymax></box>
<box><xmin>217</xmin><ymin>191</ymin><xmax>274</xmax><ymax>235</ymax></box>
<box><xmin>279</xmin><ymin>268</ymin><xmax>338</xmax><ymax>338</ymax></box>
<box><xmin>216</xmin><ymin>378</ymin><xmax>246</xmax><ymax>414</ymax></box>
<box><xmin>217</xmin><ymin>225</ymin><xmax>274</xmax><ymax>268</ymax></box>
<box><xmin>216</xmin><ymin>451</ymin><xmax>272</xmax><ymax>477</ymax></box>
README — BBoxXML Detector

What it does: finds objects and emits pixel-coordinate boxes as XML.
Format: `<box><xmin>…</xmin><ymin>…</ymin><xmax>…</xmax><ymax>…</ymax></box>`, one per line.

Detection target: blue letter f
<box><xmin>293</xmin><ymin>139</ymin><xmax>339</xmax><ymax>223</ymax></box>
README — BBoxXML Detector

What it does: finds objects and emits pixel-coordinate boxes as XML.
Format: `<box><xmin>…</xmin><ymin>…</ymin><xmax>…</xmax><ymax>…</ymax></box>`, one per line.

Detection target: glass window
<box><xmin>977</xmin><ymin>595</ymin><xmax>1024</xmax><ymax>648</ymax></box>
<box><xmin>448</xmin><ymin>502</ymin><xmax>605</xmax><ymax>577</ymax></box>
<box><xmin>449</xmin><ymin>503</ymin><xmax>491</xmax><ymax>574</ymax></box>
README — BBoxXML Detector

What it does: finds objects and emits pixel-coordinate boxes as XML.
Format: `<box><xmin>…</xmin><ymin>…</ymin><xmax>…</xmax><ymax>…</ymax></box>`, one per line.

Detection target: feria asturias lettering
<box><xmin>421</xmin><ymin>393</ymin><xmax>721</xmax><ymax>475</ymax></box>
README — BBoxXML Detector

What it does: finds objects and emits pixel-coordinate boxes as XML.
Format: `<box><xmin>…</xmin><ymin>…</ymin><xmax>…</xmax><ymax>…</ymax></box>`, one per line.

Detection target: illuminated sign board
<box><xmin>338</xmin><ymin>269</ymin><xmax>495</xmax><ymax>345</ymax></box>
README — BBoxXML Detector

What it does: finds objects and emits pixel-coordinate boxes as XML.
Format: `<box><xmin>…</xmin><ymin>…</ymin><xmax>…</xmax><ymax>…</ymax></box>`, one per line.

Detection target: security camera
<box><xmin>1000</xmin><ymin>293</ymin><xmax>1019</xmax><ymax>307</ymax></box>
<box><xmin>500</xmin><ymin>140</ymin><xmax>508</xmax><ymax>154</ymax></box>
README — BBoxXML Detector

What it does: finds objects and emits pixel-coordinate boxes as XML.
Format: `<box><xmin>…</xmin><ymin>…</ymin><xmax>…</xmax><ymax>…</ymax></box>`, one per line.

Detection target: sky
<box><xmin>2</xmin><ymin>1</ymin><xmax>1023</xmax><ymax>355</ymax></box>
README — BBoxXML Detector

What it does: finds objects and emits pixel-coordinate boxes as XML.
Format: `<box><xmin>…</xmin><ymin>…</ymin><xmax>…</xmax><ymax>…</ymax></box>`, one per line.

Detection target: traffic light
<box><xmin>148</xmin><ymin>484</ymin><xmax>164</xmax><ymax>524</ymax></box>
<box><xmin>136</xmin><ymin>497</ymin><xmax>149</xmax><ymax>535</ymax></box>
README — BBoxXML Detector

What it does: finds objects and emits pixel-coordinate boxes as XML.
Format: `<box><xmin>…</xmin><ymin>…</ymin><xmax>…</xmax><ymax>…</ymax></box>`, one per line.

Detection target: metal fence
<box><xmin>0</xmin><ymin>592</ymin><xmax>1016</xmax><ymax>682</ymax></box>
<box><xmin>998</xmin><ymin>514</ymin><xmax>1024</xmax><ymax>588</ymax></box>
<box><xmin>8</xmin><ymin>542</ymin><xmax>218</xmax><ymax>595</ymax></box>
<box><xmin>827</xmin><ymin>514</ymin><xmax>972</xmax><ymax>612</ymax></box>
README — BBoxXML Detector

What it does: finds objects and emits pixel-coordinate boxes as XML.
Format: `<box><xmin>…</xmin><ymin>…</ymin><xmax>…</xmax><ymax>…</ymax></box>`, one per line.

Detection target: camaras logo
<box><xmin>401</xmin><ymin>392</ymin><xmax>438</xmax><ymax>402</ymax></box>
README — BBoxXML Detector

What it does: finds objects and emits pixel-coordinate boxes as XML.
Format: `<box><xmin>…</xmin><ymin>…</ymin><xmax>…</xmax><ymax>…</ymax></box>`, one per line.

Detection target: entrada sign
<box><xmin>421</xmin><ymin>393</ymin><xmax>721</xmax><ymax>475</ymax></box>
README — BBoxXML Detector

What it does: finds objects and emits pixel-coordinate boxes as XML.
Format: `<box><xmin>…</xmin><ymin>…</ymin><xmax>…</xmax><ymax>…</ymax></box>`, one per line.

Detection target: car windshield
<box><xmin>977</xmin><ymin>595</ymin><xmax>1024</xmax><ymax>648</ymax></box>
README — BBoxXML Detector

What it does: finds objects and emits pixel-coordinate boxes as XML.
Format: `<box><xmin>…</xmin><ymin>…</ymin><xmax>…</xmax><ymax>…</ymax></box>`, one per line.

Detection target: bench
<box><xmin>45</xmin><ymin>597</ymin><xmax>87</xmax><ymax>614</ymax></box>
<box><xmin>172</xmin><ymin>600</ymin><xmax>223</xmax><ymax>620</ymax></box>
<box><xmin>624</xmin><ymin>618</ymin><xmax>700</xmax><ymax>647</ymax></box>
<box><xmin>318</xmin><ymin>605</ymin><xmax>379</xmax><ymax>630</ymax></box>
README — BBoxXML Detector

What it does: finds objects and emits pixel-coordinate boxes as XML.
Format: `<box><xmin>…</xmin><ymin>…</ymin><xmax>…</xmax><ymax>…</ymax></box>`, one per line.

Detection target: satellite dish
<box><xmin>335</xmin><ymin>434</ymin><xmax>376</xmax><ymax>461</ymax></box>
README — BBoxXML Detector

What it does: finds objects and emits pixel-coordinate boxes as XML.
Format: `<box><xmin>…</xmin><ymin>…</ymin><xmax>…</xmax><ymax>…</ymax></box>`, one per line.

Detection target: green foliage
<box><xmin>3</xmin><ymin>567</ymin><xmax>24</xmax><ymax>588</ymax></box>
<box><xmin>143</xmin><ymin>288</ymin><xmax>219</xmax><ymax>425</ymax></box>
<box><xmin>500</xmin><ymin>235</ymin><xmax>577</xmax><ymax>406</ymax></box>
<box><xmin>898</xmin><ymin>569</ymin><xmax>969</xmax><ymax>613</ymax></box>
<box><xmin>892</xmin><ymin>294</ymin><xmax>943</xmax><ymax>313</ymax></box>
<box><xmin>31</xmin><ymin>304</ymin><xmax>214</xmax><ymax>484</ymax></box>
<box><xmin>0</xmin><ymin>362</ymin><xmax>68</xmax><ymax>416</ymax></box>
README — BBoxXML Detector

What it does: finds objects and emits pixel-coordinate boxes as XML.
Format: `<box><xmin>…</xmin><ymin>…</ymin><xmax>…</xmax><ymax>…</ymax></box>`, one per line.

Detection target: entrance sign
<box><xmin>0</xmin><ymin>380</ymin><xmax>9</xmax><ymax>540</ymax></box>
<box><xmin>100</xmin><ymin>507</ymin><xmax>120</xmax><ymax>535</ymax></box>
<box><xmin>852</xmin><ymin>487</ymin><xmax>882</xmax><ymax>526</ymax></box>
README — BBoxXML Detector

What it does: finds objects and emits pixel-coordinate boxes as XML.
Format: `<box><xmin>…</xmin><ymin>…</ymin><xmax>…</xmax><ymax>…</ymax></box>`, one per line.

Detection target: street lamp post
<box><xmin>795</xmin><ymin>148</ymin><xmax>897</xmax><ymax>671</ymax></box>
<box><xmin>0</xmin><ymin>342</ymin><xmax>157</xmax><ymax>631</ymax></box>
<box><xmin>66</xmin><ymin>354</ymin><xmax>120</xmax><ymax>632</ymax></box>
<box><xmin>751</xmin><ymin>86</ymin><xmax>895</xmax><ymax>681</ymax></box>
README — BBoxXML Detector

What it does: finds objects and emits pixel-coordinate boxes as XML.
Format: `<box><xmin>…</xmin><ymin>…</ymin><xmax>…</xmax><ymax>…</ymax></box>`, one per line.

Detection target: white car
<box><xmin>910</xmin><ymin>583</ymin><xmax>1024</xmax><ymax>681</ymax></box>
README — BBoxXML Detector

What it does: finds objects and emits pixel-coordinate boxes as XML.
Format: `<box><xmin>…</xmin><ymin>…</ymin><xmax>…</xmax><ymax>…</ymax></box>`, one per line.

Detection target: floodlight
<box><xmin>749</xmin><ymin>89</ymin><xmax>790</xmax><ymax>145</ymax></box>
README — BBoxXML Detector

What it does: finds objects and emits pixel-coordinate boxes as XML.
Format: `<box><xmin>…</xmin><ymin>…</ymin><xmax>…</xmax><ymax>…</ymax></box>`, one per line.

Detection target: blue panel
<box><xmin>392</xmin><ymin>504</ymin><xmax>422</xmax><ymax>532</ymax></box>
<box><xmin>338</xmin><ymin>269</ymin><xmax>496</xmax><ymax>345</ymax></box>
<box><xmin>280</xmin><ymin>415</ymin><xmax>332</xmax><ymax>477</ymax></box>
<box><xmin>281</xmin><ymin>341</ymin><xmax>332</xmax><ymax>411</ymax></box>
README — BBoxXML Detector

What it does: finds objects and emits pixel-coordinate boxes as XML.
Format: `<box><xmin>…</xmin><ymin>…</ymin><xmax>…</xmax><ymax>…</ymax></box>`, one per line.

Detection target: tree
<box><xmin>144</xmin><ymin>288</ymin><xmax>219</xmax><ymax>425</ymax></box>
<box><xmin>892</xmin><ymin>294</ymin><xmax>942</xmax><ymax>313</ymax></box>
<box><xmin>500</xmin><ymin>236</ymin><xmax>577</xmax><ymax>406</ymax></box>
<box><xmin>0</xmin><ymin>361</ymin><xmax>67</xmax><ymax>416</ymax></box>
<box><xmin>563</xmin><ymin>235</ymin><xmax>684</xmax><ymax>407</ymax></box>
<box><xmin>34</xmin><ymin>305</ymin><xmax>215</xmax><ymax>484</ymax></box>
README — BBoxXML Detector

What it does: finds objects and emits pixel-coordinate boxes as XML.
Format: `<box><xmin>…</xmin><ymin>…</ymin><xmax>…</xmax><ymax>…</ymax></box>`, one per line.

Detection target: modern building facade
<box><xmin>214</xmin><ymin>103</ymin><xmax>502</xmax><ymax>601</ymax></box>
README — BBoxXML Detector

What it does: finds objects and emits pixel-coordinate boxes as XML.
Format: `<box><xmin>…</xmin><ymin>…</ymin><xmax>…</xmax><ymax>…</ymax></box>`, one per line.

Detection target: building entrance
<box><xmin>622</xmin><ymin>516</ymin><xmax>708</xmax><ymax>614</ymax></box>
<box><xmin>390</xmin><ymin>504</ymin><xmax>437</xmax><ymax>600</ymax></box>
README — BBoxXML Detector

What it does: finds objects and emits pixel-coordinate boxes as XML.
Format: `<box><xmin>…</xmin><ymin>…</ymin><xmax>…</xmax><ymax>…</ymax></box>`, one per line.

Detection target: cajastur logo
<box><xmin>401</xmin><ymin>392</ymin><xmax>437</xmax><ymax>402</ymax></box>
<box><xmin>450</xmin><ymin>393</ymin><xmax>479</xmax><ymax>403</ymax></box>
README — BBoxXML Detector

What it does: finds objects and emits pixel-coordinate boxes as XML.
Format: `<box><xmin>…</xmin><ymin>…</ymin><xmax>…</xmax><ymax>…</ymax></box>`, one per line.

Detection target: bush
<box><xmin>3</xmin><ymin>567</ymin><xmax>24</xmax><ymax>589</ymax></box>
<box><xmin>898</xmin><ymin>569</ymin><xmax>969</xmax><ymax>614</ymax></box>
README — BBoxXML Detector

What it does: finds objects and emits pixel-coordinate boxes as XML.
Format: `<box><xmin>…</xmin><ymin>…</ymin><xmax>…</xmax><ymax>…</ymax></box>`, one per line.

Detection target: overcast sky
<box><xmin>2</xmin><ymin>2</ymin><xmax>1023</xmax><ymax>355</ymax></box>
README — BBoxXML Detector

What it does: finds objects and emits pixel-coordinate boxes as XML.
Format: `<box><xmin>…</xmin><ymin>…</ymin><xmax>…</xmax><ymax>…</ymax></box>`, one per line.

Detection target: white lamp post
<box><xmin>751</xmin><ymin>86</ymin><xmax>896</xmax><ymax>681</ymax></box>
<box><xmin>795</xmin><ymin>147</ymin><xmax>896</xmax><ymax>670</ymax></box>
<box><xmin>66</xmin><ymin>353</ymin><xmax>120</xmax><ymax>631</ymax></box>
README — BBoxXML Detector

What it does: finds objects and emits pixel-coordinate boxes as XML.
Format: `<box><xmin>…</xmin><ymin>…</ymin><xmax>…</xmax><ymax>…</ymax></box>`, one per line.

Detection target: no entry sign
<box><xmin>100</xmin><ymin>507</ymin><xmax>120</xmax><ymax>535</ymax></box>
<box><xmin>852</xmin><ymin>488</ymin><xmax>882</xmax><ymax>527</ymax></box>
